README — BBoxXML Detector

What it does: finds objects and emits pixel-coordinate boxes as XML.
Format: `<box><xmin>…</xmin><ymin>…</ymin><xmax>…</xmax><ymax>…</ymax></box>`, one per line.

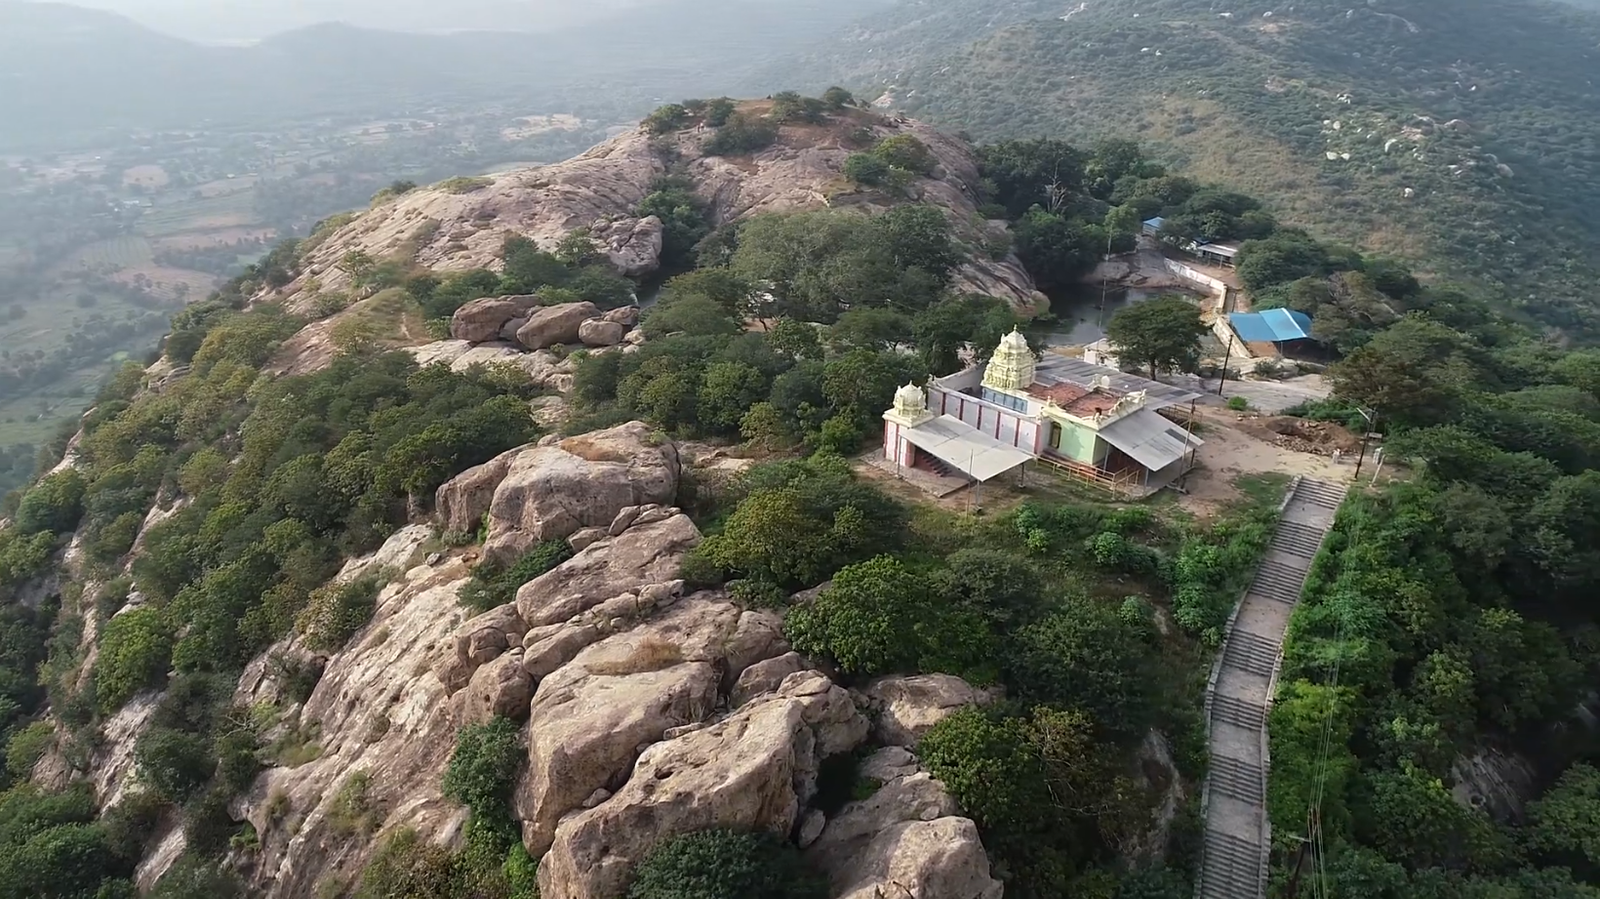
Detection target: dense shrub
<box><xmin>96</xmin><ymin>608</ymin><xmax>173</xmax><ymax>714</ymax></box>
<box><xmin>459</xmin><ymin>541</ymin><xmax>573</xmax><ymax>612</ymax></box>
<box><xmin>626</xmin><ymin>829</ymin><xmax>826</xmax><ymax>899</ymax></box>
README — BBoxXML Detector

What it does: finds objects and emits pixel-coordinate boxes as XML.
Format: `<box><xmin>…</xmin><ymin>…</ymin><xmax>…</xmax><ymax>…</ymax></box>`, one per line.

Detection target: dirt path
<box><xmin>1178</xmin><ymin>408</ymin><xmax>1355</xmax><ymax>518</ymax></box>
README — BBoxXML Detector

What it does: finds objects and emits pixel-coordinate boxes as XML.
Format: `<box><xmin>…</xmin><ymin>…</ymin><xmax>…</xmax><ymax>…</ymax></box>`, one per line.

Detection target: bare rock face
<box><xmin>593</xmin><ymin>216</ymin><xmax>664</xmax><ymax>279</ymax></box>
<box><xmin>809</xmin><ymin>747</ymin><xmax>1003</xmax><ymax>899</ymax></box>
<box><xmin>860</xmin><ymin>674</ymin><xmax>996</xmax><ymax>747</ymax></box>
<box><xmin>516</xmin><ymin>302</ymin><xmax>601</xmax><ymax>350</ymax></box>
<box><xmin>516</xmin><ymin>510</ymin><xmax>700</xmax><ymax>627</ymax></box>
<box><xmin>578</xmin><ymin>319</ymin><xmax>628</xmax><ymax>348</ymax></box>
<box><xmin>452</xmin><ymin>295</ymin><xmax>541</xmax><ymax>343</ymax></box>
<box><xmin>229</xmin><ymin>537</ymin><xmax>477</xmax><ymax>899</ymax></box>
<box><xmin>434</xmin><ymin>422</ymin><xmax>680</xmax><ymax>564</ymax></box>
<box><xmin>538</xmin><ymin>671</ymin><xmax>869</xmax><ymax>899</ymax></box>
<box><xmin>515</xmin><ymin>598</ymin><xmax>742</xmax><ymax>853</ymax></box>
<box><xmin>732</xmin><ymin>651</ymin><xmax>807</xmax><ymax>708</ymax></box>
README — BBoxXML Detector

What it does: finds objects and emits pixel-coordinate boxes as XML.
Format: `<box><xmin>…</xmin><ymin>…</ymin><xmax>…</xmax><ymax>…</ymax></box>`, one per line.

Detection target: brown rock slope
<box><xmin>276</xmin><ymin>103</ymin><xmax>1045</xmax><ymax>315</ymax></box>
<box><xmin>125</xmin><ymin>425</ymin><xmax>1004</xmax><ymax>899</ymax></box>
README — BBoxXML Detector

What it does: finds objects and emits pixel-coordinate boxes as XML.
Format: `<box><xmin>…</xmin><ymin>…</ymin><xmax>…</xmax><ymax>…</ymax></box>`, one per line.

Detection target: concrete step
<box><xmin>1211</xmin><ymin>692</ymin><xmax>1266</xmax><ymax>730</ymax></box>
<box><xmin>1249</xmin><ymin>566</ymin><xmax>1308</xmax><ymax>604</ymax></box>
<box><xmin>1198</xmin><ymin>830</ymin><xmax>1261</xmax><ymax>899</ymax></box>
<box><xmin>1271</xmin><ymin>520</ymin><xmax>1327</xmax><ymax>560</ymax></box>
<box><xmin>1210</xmin><ymin>754</ymin><xmax>1265</xmax><ymax>803</ymax></box>
<box><xmin>1223</xmin><ymin>630</ymin><xmax>1279</xmax><ymax>677</ymax></box>
<box><xmin>1294</xmin><ymin>478</ymin><xmax>1348</xmax><ymax>510</ymax></box>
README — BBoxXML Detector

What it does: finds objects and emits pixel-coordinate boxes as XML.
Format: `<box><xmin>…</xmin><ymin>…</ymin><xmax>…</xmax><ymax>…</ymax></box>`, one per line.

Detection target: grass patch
<box><xmin>1233</xmin><ymin>472</ymin><xmax>1293</xmax><ymax>513</ymax></box>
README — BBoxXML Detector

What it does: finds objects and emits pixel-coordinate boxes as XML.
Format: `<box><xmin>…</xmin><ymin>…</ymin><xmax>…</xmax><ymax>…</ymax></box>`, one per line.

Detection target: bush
<box><xmin>438</xmin><ymin>176</ymin><xmax>493</xmax><ymax>195</ymax></box>
<box><xmin>459</xmin><ymin>541</ymin><xmax>573</xmax><ymax>612</ymax></box>
<box><xmin>297</xmin><ymin>574</ymin><xmax>385</xmax><ymax>653</ymax></box>
<box><xmin>1226</xmin><ymin>396</ymin><xmax>1251</xmax><ymax>412</ymax></box>
<box><xmin>843</xmin><ymin>153</ymin><xmax>890</xmax><ymax>187</ymax></box>
<box><xmin>96</xmin><ymin>609</ymin><xmax>173</xmax><ymax>714</ymax></box>
<box><xmin>356</xmin><ymin>828</ymin><xmax>458</xmax><ymax>899</ymax></box>
<box><xmin>133</xmin><ymin>728</ymin><xmax>212</xmax><ymax>803</ymax></box>
<box><xmin>328</xmin><ymin>770</ymin><xmax>384</xmax><ymax>836</ymax></box>
<box><xmin>14</xmin><ymin>470</ymin><xmax>87</xmax><ymax>535</ymax></box>
<box><xmin>872</xmin><ymin>135</ymin><xmax>936</xmax><ymax>176</ymax></box>
<box><xmin>645</xmin><ymin>104</ymin><xmax>690</xmax><ymax>134</ymax></box>
<box><xmin>704</xmin><ymin>113</ymin><xmax>779</xmax><ymax>157</ymax></box>
<box><xmin>443</xmin><ymin>717</ymin><xmax>521</xmax><ymax>830</ymax></box>
<box><xmin>3</xmin><ymin>720</ymin><xmax>53</xmax><ymax>781</ymax></box>
<box><xmin>626</xmin><ymin>829</ymin><xmax>827</xmax><ymax>899</ymax></box>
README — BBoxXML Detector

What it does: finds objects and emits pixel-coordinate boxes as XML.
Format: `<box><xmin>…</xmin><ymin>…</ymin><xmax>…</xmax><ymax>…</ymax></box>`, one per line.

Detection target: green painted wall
<box><xmin>1047</xmin><ymin>417</ymin><xmax>1104</xmax><ymax>465</ymax></box>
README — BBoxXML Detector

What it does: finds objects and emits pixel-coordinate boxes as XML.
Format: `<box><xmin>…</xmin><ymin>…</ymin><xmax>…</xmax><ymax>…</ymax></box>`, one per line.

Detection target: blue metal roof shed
<box><xmin>1228</xmin><ymin>309</ymin><xmax>1313</xmax><ymax>343</ymax></box>
<box><xmin>1143</xmin><ymin>216</ymin><xmax>1167</xmax><ymax>232</ymax></box>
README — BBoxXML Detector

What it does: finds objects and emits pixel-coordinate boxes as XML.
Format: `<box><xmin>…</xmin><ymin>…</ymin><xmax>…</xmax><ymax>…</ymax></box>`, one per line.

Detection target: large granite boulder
<box><xmin>808</xmin><ymin>747</ymin><xmax>1003</xmax><ymax>899</ymax></box>
<box><xmin>515</xmin><ymin>598</ymin><xmax>743</xmax><ymax>853</ymax></box>
<box><xmin>516</xmin><ymin>302</ymin><xmax>600</xmax><ymax>350</ymax></box>
<box><xmin>538</xmin><ymin>671</ymin><xmax>869</xmax><ymax>899</ymax></box>
<box><xmin>450</xmin><ymin>295</ymin><xmax>541</xmax><ymax>343</ymax></box>
<box><xmin>578</xmin><ymin>319</ymin><xmax>628</xmax><ymax>348</ymax></box>
<box><xmin>434</xmin><ymin>421</ymin><xmax>680</xmax><ymax>564</ymax></box>
<box><xmin>593</xmin><ymin>216</ymin><xmax>664</xmax><ymax>279</ymax></box>
<box><xmin>860</xmin><ymin>674</ymin><xmax>995</xmax><ymax>747</ymax></box>
<box><xmin>515</xmin><ymin>509</ymin><xmax>699</xmax><ymax>627</ymax></box>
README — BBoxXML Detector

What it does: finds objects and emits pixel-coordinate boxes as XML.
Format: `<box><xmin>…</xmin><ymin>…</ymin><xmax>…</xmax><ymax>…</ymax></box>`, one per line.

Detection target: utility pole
<box><xmin>1353</xmin><ymin>408</ymin><xmax>1377</xmax><ymax>480</ymax></box>
<box><xmin>1217</xmin><ymin>334</ymin><xmax>1235</xmax><ymax>397</ymax></box>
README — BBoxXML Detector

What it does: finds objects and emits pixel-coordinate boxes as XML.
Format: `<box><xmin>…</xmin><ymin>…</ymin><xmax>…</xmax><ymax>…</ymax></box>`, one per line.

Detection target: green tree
<box><xmin>697</xmin><ymin>362</ymin><xmax>770</xmax><ymax>434</ymax></box>
<box><xmin>626</xmin><ymin>829</ymin><xmax>826</xmax><ymax>899</ymax></box>
<box><xmin>1527</xmin><ymin>764</ymin><xmax>1600</xmax><ymax>869</ymax></box>
<box><xmin>1105</xmin><ymin>296</ymin><xmax>1208</xmax><ymax>379</ymax></box>
<box><xmin>96</xmin><ymin>609</ymin><xmax>173</xmax><ymax>714</ymax></box>
<box><xmin>1007</xmin><ymin>600</ymin><xmax>1159</xmax><ymax>742</ymax></box>
<box><xmin>14</xmin><ymin>470</ymin><xmax>87</xmax><ymax>534</ymax></box>
<box><xmin>1328</xmin><ymin>316</ymin><xmax>1483</xmax><ymax>427</ymax></box>
<box><xmin>843</xmin><ymin>153</ymin><xmax>890</xmax><ymax>186</ymax></box>
<box><xmin>786</xmin><ymin>555</ymin><xmax>994</xmax><ymax>678</ymax></box>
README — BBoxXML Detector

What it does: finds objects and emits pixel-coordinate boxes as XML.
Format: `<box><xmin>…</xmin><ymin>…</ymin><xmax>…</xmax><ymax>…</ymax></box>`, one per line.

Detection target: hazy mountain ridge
<box><xmin>776</xmin><ymin>0</ymin><xmax>1600</xmax><ymax>335</ymax></box>
<box><xmin>0</xmin><ymin>0</ymin><xmax>888</xmax><ymax>148</ymax></box>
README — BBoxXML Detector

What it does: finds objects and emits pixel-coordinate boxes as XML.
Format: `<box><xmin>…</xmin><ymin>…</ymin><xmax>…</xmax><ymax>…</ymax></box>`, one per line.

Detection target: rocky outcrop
<box><xmin>809</xmin><ymin>747</ymin><xmax>1003</xmax><ymax>899</ymax></box>
<box><xmin>266</xmin><ymin>108</ymin><xmax>1045</xmax><ymax>316</ymax></box>
<box><xmin>860</xmin><ymin>674</ymin><xmax>996</xmax><ymax>747</ymax></box>
<box><xmin>539</xmin><ymin>671</ymin><xmax>870</xmax><ymax>899</ymax></box>
<box><xmin>515</xmin><ymin>599</ymin><xmax>741</xmax><ymax>853</ymax></box>
<box><xmin>450</xmin><ymin>295</ymin><xmax>542</xmax><ymax>343</ymax></box>
<box><xmin>407</xmin><ymin>340</ymin><xmax>576</xmax><ymax>393</ymax></box>
<box><xmin>434</xmin><ymin>422</ymin><xmax>680</xmax><ymax>563</ymax></box>
<box><xmin>516</xmin><ymin>302</ymin><xmax>601</xmax><ymax>350</ymax></box>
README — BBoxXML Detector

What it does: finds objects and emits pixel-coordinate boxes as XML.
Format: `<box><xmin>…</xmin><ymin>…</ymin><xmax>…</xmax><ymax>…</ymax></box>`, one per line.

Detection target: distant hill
<box><xmin>34</xmin><ymin>0</ymin><xmax>642</xmax><ymax>41</ymax></box>
<box><xmin>762</xmin><ymin>0</ymin><xmax>1600</xmax><ymax>336</ymax></box>
<box><xmin>0</xmin><ymin>0</ymin><xmax>888</xmax><ymax>148</ymax></box>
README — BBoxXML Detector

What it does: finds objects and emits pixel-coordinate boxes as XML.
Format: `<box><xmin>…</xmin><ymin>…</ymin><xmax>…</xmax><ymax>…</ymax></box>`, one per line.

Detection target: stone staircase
<box><xmin>1194</xmin><ymin>477</ymin><xmax>1349</xmax><ymax>899</ymax></box>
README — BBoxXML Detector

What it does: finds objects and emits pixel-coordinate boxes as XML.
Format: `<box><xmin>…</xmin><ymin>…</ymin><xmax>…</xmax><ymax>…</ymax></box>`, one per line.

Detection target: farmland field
<box><xmin>56</xmin><ymin>235</ymin><xmax>154</xmax><ymax>274</ymax></box>
<box><xmin>137</xmin><ymin>191</ymin><xmax>260</xmax><ymax>237</ymax></box>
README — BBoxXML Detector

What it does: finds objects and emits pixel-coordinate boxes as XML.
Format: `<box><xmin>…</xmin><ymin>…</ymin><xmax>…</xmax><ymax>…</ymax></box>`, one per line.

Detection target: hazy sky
<box><xmin>48</xmin><ymin>0</ymin><xmax>649</xmax><ymax>41</ymax></box>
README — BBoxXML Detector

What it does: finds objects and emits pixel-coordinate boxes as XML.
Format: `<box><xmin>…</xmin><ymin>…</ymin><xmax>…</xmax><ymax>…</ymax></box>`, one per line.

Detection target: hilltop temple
<box><xmin>881</xmin><ymin>330</ymin><xmax>1206</xmax><ymax>495</ymax></box>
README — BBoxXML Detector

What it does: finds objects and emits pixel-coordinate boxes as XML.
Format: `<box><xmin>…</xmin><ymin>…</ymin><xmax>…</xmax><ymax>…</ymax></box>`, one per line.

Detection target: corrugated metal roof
<box><xmin>1098</xmin><ymin>408</ymin><xmax>1204</xmax><ymax>471</ymax></box>
<box><xmin>1229</xmin><ymin>309</ymin><xmax>1312</xmax><ymax>343</ymax></box>
<box><xmin>1033</xmin><ymin>356</ymin><xmax>1203</xmax><ymax>410</ymax></box>
<box><xmin>901</xmin><ymin>415</ymin><xmax>1034</xmax><ymax>482</ymax></box>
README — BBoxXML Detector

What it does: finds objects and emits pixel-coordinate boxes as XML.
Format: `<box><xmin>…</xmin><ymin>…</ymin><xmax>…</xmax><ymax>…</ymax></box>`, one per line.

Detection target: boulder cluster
<box><xmin>216</xmin><ymin>423</ymin><xmax>1000</xmax><ymax>899</ymax></box>
<box><xmin>450</xmin><ymin>296</ymin><xmax>642</xmax><ymax>351</ymax></box>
